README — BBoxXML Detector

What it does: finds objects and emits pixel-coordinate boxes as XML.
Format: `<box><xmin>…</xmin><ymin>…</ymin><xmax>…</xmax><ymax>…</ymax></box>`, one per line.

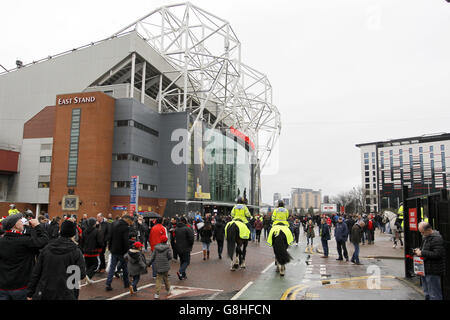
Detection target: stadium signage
<box><xmin>230</xmin><ymin>126</ymin><xmax>255</xmax><ymax>150</ymax></box>
<box><xmin>58</xmin><ymin>96</ymin><xmax>96</xmax><ymax>105</ymax></box>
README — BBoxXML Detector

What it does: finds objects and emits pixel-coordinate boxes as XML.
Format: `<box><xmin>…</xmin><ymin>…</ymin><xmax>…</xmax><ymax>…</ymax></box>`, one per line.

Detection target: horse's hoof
<box><xmin>240</xmin><ymin>264</ymin><xmax>246</xmax><ymax>269</ymax></box>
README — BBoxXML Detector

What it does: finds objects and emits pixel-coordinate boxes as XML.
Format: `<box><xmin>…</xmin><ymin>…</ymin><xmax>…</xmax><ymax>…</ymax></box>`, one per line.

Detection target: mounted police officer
<box><xmin>231</xmin><ymin>197</ymin><xmax>252</xmax><ymax>231</ymax></box>
<box><xmin>271</xmin><ymin>200</ymin><xmax>290</xmax><ymax>226</ymax></box>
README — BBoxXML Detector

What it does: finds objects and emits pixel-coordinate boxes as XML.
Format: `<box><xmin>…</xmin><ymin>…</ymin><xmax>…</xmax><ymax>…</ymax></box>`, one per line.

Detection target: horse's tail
<box><xmin>273</xmin><ymin>232</ymin><xmax>292</xmax><ymax>265</ymax></box>
<box><xmin>226</xmin><ymin>222</ymin><xmax>238</xmax><ymax>260</ymax></box>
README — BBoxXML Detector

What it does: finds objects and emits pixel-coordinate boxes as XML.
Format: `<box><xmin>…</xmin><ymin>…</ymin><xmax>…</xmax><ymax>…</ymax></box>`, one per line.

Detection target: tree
<box><xmin>330</xmin><ymin>186</ymin><xmax>365</xmax><ymax>214</ymax></box>
<box><xmin>300</xmin><ymin>208</ymin><xmax>306</xmax><ymax>215</ymax></box>
<box><xmin>308</xmin><ymin>207</ymin><xmax>314</xmax><ymax>215</ymax></box>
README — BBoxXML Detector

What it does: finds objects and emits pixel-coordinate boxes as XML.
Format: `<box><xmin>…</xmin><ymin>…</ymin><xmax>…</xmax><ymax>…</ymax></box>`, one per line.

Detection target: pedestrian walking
<box><xmin>350</xmin><ymin>220</ymin><xmax>364</xmax><ymax>265</ymax></box>
<box><xmin>320</xmin><ymin>217</ymin><xmax>331</xmax><ymax>258</ymax></box>
<box><xmin>249</xmin><ymin>216</ymin><xmax>256</xmax><ymax>242</ymax></box>
<box><xmin>105</xmin><ymin>215</ymin><xmax>134</xmax><ymax>291</ymax></box>
<box><xmin>292</xmin><ymin>219</ymin><xmax>301</xmax><ymax>246</ymax></box>
<box><xmin>361</xmin><ymin>214</ymin><xmax>369</xmax><ymax>245</ymax></box>
<box><xmin>149</xmin><ymin>217</ymin><xmax>168</xmax><ymax>278</ymax></box>
<box><xmin>169</xmin><ymin>217</ymin><xmax>178</xmax><ymax>260</ymax></box>
<box><xmin>305</xmin><ymin>219</ymin><xmax>315</xmax><ymax>252</ymax></box>
<box><xmin>148</xmin><ymin>234</ymin><xmax>173</xmax><ymax>299</ymax></box>
<box><xmin>0</xmin><ymin>214</ymin><xmax>49</xmax><ymax>300</ymax></box>
<box><xmin>254</xmin><ymin>216</ymin><xmax>263</xmax><ymax>243</ymax></box>
<box><xmin>26</xmin><ymin>219</ymin><xmax>86</xmax><ymax>300</ymax></box>
<box><xmin>174</xmin><ymin>217</ymin><xmax>194</xmax><ymax>280</ymax></box>
<box><xmin>335</xmin><ymin>216</ymin><xmax>349</xmax><ymax>261</ymax></box>
<box><xmin>96</xmin><ymin>213</ymin><xmax>110</xmax><ymax>273</ymax></box>
<box><xmin>125</xmin><ymin>241</ymin><xmax>148</xmax><ymax>294</ymax></box>
<box><xmin>213</xmin><ymin>217</ymin><xmax>225</xmax><ymax>259</ymax></box>
<box><xmin>80</xmin><ymin>218</ymin><xmax>104</xmax><ymax>284</ymax></box>
<box><xmin>414</xmin><ymin>222</ymin><xmax>446</xmax><ymax>300</ymax></box>
<box><xmin>367</xmin><ymin>215</ymin><xmax>375</xmax><ymax>244</ymax></box>
<box><xmin>200</xmin><ymin>221</ymin><xmax>213</xmax><ymax>260</ymax></box>
<box><xmin>263</xmin><ymin>215</ymin><xmax>271</xmax><ymax>239</ymax></box>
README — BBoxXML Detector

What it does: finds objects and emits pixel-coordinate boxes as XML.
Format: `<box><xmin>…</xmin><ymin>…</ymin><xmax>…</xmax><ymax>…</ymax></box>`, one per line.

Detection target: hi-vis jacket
<box><xmin>231</xmin><ymin>204</ymin><xmax>252</xmax><ymax>224</ymax></box>
<box><xmin>271</xmin><ymin>207</ymin><xmax>290</xmax><ymax>226</ymax></box>
<box><xmin>398</xmin><ymin>205</ymin><xmax>428</xmax><ymax>229</ymax></box>
<box><xmin>8</xmin><ymin>208</ymin><xmax>20</xmax><ymax>216</ymax></box>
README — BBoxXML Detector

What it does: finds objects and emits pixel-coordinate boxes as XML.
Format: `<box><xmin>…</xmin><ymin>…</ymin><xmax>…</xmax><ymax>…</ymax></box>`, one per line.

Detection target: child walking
<box><xmin>148</xmin><ymin>234</ymin><xmax>173</xmax><ymax>299</ymax></box>
<box><xmin>125</xmin><ymin>241</ymin><xmax>147</xmax><ymax>294</ymax></box>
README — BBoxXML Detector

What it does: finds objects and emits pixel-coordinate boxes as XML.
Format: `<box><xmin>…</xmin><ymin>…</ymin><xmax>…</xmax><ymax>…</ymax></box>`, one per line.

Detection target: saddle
<box><xmin>266</xmin><ymin>224</ymin><xmax>294</xmax><ymax>247</ymax></box>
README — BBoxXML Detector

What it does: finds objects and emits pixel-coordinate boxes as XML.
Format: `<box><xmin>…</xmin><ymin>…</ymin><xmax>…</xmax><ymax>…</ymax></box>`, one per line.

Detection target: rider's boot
<box><xmin>203</xmin><ymin>250</ymin><xmax>207</xmax><ymax>260</ymax></box>
<box><xmin>207</xmin><ymin>250</ymin><xmax>210</xmax><ymax>259</ymax></box>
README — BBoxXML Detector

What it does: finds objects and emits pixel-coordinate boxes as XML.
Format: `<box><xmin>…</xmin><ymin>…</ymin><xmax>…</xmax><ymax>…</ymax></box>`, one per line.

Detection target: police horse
<box><xmin>226</xmin><ymin>222</ymin><xmax>249</xmax><ymax>271</ymax></box>
<box><xmin>271</xmin><ymin>227</ymin><xmax>293</xmax><ymax>276</ymax></box>
<box><xmin>383</xmin><ymin>210</ymin><xmax>403</xmax><ymax>247</ymax></box>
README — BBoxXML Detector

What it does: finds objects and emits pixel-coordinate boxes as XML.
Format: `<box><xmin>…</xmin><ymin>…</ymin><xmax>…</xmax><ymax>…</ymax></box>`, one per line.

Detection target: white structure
<box><xmin>0</xmin><ymin>2</ymin><xmax>280</xmax><ymax>208</ymax></box>
<box><xmin>356</xmin><ymin>133</ymin><xmax>450</xmax><ymax>212</ymax></box>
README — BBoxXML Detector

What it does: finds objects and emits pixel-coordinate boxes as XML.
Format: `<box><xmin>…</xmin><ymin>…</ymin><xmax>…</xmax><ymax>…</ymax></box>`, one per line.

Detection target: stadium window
<box><xmin>40</xmin><ymin>156</ymin><xmax>52</xmax><ymax>163</ymax></box>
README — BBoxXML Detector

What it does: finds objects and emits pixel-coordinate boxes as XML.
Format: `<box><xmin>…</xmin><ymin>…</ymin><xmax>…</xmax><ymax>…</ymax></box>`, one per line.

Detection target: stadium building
<box><xmin>0</xmin><ymin>3</ymin><xmax>280</xmax><ymax>218</ymax></box>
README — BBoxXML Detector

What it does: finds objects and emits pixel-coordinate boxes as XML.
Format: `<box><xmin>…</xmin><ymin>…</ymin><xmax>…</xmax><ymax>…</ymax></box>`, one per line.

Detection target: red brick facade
<box><xmin>48</xmin><ymin>92</ymin><xmax>115</xmax><ymax>218</ymax></box>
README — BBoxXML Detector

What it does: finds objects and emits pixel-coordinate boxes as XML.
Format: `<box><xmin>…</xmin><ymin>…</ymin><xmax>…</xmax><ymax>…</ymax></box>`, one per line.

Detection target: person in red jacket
<box><xmin>149</xmin><ymin>217</ymin><xmax>167</xmax><ymax>279</ymax></box>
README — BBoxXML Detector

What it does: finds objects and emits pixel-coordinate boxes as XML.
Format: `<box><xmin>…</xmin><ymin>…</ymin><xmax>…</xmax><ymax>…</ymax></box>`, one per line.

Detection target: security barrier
<box><xmin>402</xmin><ymin>186</ymin><xmax>449</xmax><ymax>299</ymax></box>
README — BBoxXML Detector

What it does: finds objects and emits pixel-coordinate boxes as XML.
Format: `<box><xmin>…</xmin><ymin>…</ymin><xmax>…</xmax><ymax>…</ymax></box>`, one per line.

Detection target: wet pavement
<box><xmin>78</xmin><ymin>228</ymin><xmax>424</xmax><ymax>300</ymax></box>
<box><xmin>236</xmin><ymin>228</ymin><xmax>424</xmax><ymax>300</ymax></box>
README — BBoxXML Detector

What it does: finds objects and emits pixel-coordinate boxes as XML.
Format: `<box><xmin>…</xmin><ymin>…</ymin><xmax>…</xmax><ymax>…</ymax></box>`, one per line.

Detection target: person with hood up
<box><xmin>80</xmin><ymin>217</ymin><xmax>104</xmax><ymax>284</ymax></box>
<box><xmin>148</xmin><ymin>234</ymin><xmax>172</xmax><ymax>299</ymax></box>
<box><xmin>26</xmin><ymin>219</ymin><xmax>86</xmax><ymax>300</ymax></box>
<box><xmin>125</xmin><ymin>241</ymin><xmax>148</xmax><ymax>294</ymax></box>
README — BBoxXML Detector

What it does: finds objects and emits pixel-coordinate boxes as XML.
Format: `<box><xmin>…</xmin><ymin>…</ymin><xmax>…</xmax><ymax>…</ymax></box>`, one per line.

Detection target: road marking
<box><xmin>107</xmin><ymin>284</ymin><xmax>222</xmax><ymax>300</ymax></box>
<box><xmin>231</xmin><ymin>281</ymin><xmax>254</xmax><ymax>300</ymax></box>
<box><xmin>191</xmin><ymin>251</ymin><xmax>203</xmax><ymax>256</ymax></box>
<box><xmin>261</xmin><ymin>262</ymin><xmax>274</xmax><ymax>274</ymax></box>
<box><xmin>80</xmin><ymin>277</ymin><xmax>107</xmax><ymax>288</ymax></box>
<box><xmin>107</xmin><ymin>283</ymin><xmax>155</xmax><ymax>300</ymax></box>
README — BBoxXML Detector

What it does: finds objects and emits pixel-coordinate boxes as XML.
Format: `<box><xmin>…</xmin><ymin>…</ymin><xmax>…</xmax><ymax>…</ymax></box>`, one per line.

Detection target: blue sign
<box><xmin>130</xmin><ymin>176</ymin><xmax>138</xmax><ymax>204</ymax></box>
<box><xmin>129</xmin><ymin>176</ymin><xmax>139</xmax><ymax>214</ymax></box>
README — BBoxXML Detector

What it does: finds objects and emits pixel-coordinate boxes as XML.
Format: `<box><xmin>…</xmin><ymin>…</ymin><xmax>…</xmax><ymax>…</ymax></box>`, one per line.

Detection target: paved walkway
<box><xmin>236</xmin><ymin>227</ymin><xmax>424</xmax><ymax>300</ymax></box>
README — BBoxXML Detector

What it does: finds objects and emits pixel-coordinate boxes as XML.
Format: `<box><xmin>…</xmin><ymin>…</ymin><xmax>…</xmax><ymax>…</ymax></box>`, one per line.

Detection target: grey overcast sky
<box><xmin>2</xmin><ymin>0</ymin><xmax>450</xmax><ymax>204</ymax></box>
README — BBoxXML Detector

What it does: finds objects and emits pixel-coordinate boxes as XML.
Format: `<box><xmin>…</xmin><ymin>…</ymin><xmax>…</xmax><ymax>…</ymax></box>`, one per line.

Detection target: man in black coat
<box><xmin>96</xmin><ymin>213</ymin><xmax>110</xmax><ymax>273</ymax></box>
<box><xmin>105</xmin><ymin>215</ymin><xmax>133</xmax><ymax>291</ymax></box>
<box><xmin>48</xmin><ymin>216</ymin><xmax>61</xmax><ymax>239</ymax></box>
<box><xmin>414</xmin><ymin>222</ymin><xmax>446</xmax><ymax>300</ymax></box>
<box><xmin>0</xmin><ymin>213</ymin><xmax>49</xmax><ymax>300</ymax></box>
<box><xmin>27</xmin><ymin>219</ymin><xmax>86</xmax><ymax>300</ymax></box>
<box><xmin>174</xmin><ymin>217</ymin><xmax>194</xmax><ymax>280</ymax></box>
<box><xmin>213</xmin><ymin>217</ymin><xmax>225</xmax><ymax>259</ymax></box>
<box><xmin>80</xmin><ymin>218</ymin><xmax>104</xmax><ymax>283</ymax></box>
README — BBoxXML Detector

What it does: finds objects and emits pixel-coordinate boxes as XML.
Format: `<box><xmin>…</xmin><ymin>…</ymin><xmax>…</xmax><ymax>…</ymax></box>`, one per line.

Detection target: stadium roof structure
<box><xmin>111</xmin><ymin>2</ymin><xmax>281</xmax><ymax>171</ymax></box>
<box><xmin>0</xmin><ymin>2</ymin><xmax>280</xmax><ymax>171</ymax></box>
